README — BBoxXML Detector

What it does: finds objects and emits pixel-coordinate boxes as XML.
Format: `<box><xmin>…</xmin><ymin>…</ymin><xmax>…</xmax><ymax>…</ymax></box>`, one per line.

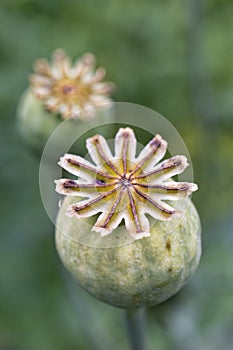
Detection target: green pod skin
<box><xmin>55</xmin><ymin>196</ymin><xmax>201</xmax><ymax>309</ymax></box>
<box><xmin>16</xmin><ymin>89</ymin><xmax>61</xmax><ymax>154</ymax></box>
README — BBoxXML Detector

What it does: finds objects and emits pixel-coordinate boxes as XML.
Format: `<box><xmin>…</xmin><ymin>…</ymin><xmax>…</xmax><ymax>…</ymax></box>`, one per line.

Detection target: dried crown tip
<box><xmin>150</xmin><ymin>137</ymin><xmax>162</xmax><ymax>147</ymax></box>
<box><xmin>153</xmin><ymin>134</ymin><xmax>163</xmax><ymax>141</ymax></box>
<box><xmin>55</xmin><ymin>127</ymin><xmax>198</xmax><ymax>240</ymax></box>
<box><xmin>92</xmin><ymin>136</ymin><xmax>100</xmax><ymax>144</ymax></box>
<box><xmin>190</xmin><ymin>183</ymin><xmax>198</xmax><ymax>192</ymax></box>
<box><xmin>82</xmin><ymin>52</ymin><xmax>95</xmax><ymax>64</ymax></box>
<box><xmin>121</xmin><ymin>130</ymin><xmax>130</xmax><ymax>137</ymax></box>
<box><xmin>54</xmin><ymin>48</ymin><xmax>67</xmax><ymax>60</ymax></box>
<box><xmin>93</xmin><ymin>226</ymin><xmax>112</xmax><ymax>237</ymax></box>
<box><xmin>96</xmin><ymin>66</ymin><xmax>106</xmax><ymax>75</ymax></box>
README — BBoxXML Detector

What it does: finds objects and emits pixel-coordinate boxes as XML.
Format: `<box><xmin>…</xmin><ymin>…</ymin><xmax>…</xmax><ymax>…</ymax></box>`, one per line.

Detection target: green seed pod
<box><xmin>16</xmin><ymin>89</ymin><xmax>61</xmax><ymax>154</ymax></box>
<box><xmin>54</xmin><ymin>127</ymin><xmax>201</xmax><ymax>308</ymax></box>
<box><xmin>16</xmin><ymin>49</ymin><xmax>115</xmax><ymax>155</ymax></box>
<box><xmin>55</xmin><ymin>196</ymin><xmax>201</xmax><ymax>308</ymax></box>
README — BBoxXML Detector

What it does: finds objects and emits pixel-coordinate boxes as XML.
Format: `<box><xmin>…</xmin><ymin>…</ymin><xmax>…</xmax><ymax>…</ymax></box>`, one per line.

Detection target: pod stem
<box><xmin>125</xmin><ymin>307</ymin><xmax>147</xmax><ymax>350</ymax></box>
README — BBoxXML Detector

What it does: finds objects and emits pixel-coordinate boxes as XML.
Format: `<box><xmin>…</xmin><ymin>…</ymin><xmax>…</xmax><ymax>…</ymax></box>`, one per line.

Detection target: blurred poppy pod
<box><xmin>16</xmin><ymin>49</ymin><xmax>115</xmax><ymax>155</ymax></box>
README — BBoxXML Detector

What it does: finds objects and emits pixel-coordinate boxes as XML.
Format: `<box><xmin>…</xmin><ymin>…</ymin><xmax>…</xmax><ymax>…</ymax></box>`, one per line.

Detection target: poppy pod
<box><xmin>17</xmin><ymin>49</ymin><xmax>115</xmax><ymax>154</ymax></box>
<box><xmin>55</xmin><ymin>127</ymin><xmax>201</xmax><ymax>308</ymax></box>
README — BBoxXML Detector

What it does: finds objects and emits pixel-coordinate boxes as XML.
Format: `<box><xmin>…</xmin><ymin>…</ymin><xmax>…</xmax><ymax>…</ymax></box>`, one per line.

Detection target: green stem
<box><xmin>125</xmin><ymin>308</ymin><xmax>147</xmax><ymax>350</ymax></box>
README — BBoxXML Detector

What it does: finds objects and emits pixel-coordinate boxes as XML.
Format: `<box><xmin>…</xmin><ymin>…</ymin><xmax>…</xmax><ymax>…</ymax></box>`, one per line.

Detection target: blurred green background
<box><xmin>1</xmin><ymin>0</ymin><xmax>233</xmax><ymax>349</ymax></box>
